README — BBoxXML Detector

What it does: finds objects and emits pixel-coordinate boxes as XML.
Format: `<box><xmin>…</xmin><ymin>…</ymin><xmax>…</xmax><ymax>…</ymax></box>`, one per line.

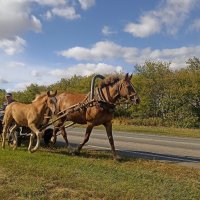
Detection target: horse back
<box><xmin>57</xmin><ymin>93</ymin><xmax>87</xmax><ymax>110</ymax></box>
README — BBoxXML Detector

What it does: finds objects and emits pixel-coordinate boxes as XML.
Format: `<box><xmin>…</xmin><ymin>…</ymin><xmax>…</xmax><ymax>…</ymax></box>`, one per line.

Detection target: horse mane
<box><xmin>98</xmin><ymin>75</ymin><xmax>120</xmax><ymax>89</ymax></box>
<box><xmin>32</xmin><ymin>93</ymin><xmax>47</xmax><ymax>102</ymax></box>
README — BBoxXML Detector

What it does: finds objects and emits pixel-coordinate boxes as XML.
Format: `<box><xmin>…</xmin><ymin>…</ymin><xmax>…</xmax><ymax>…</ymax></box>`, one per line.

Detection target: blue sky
<box><xmin>0</xmin><ymin>0</ymin><xmax>200</xmax><ymax>91</ymax></box>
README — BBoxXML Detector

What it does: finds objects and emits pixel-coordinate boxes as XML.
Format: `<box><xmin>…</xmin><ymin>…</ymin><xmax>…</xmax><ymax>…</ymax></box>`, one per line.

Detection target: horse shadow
<box><xmin>45</xmin><ymin>141</ymin><xmax>200</xmax><ymax>166</ymax></box>
<box><xmin>116</xmin><ymin>149</ymin><xmax>200</xmax><ymax>165</ymax></box>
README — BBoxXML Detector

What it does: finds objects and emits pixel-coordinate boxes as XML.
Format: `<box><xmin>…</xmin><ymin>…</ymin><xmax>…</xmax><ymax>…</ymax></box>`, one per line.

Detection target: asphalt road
<box><xmin>57</xmin><ymin>127</ymin><xmax>200</xmax><ymax>169</ymax></box>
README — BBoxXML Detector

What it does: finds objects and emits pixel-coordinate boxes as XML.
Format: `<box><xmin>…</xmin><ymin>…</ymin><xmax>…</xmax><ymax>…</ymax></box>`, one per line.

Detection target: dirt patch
<box><xmin>0</xmin><ymin>168</ymin><xmax>7</xmax><ymax>182</ymax></box>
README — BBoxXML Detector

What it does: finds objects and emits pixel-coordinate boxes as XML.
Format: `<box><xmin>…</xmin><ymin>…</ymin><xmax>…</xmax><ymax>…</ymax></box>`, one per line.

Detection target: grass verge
<box><xmin>0</xmin><ymin>147</ymin><xmax>200</xmax><ymax>200</ymax></box>
<box><xmin>111</xmin><ymin>124</ymin><xmax>200</xmax><ymax>138</ymax></box>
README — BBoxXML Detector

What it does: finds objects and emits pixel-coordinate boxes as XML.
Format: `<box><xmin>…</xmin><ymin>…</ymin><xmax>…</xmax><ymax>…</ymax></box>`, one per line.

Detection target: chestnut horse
<box><xmin>53</xmin><ymin>74</ymin><xmax>140</xmax><ymax>158</ymax></box>
<box><xmin>2</xmin><ymin>91</ymin><xmax>57</xmax><ymax>152</ymax></box>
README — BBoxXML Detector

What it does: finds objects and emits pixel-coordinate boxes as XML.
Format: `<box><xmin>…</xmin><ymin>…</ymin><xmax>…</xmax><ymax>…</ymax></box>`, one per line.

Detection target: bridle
<box><xmin>118</xmin><ymin>82</ymin><xmax>138</xmax><ymax>102</ymax></box>
<box><xmin>96</xmin><ymin>81</ymin><xmax>138</xmax><ymax>103</ymax></box>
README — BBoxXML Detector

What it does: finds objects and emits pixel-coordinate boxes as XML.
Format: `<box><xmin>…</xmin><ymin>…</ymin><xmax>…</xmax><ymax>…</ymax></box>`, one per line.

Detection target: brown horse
<box><xmin>2</xmin><ymin>91</ymin><xmax>57</xmax><ymax>152</ymax></box>
<box><xmin>52</xmin><ymin>73</ymin><xmax>140</xmax><ymax>158</ymax></box>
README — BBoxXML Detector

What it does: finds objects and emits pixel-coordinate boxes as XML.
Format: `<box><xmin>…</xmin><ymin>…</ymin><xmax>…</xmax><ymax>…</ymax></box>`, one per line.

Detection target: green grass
<box><xmin>0</xmin><ymin>147</ymin><xmax>200</xmax><ymax>200</ymax></box>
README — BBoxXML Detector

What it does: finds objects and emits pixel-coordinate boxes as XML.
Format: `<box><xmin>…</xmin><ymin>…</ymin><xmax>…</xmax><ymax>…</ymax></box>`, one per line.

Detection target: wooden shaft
<box><xmin>39</xmin><ymin>99</ymin><xmax>96</xmax><ymax>131</ymax></box>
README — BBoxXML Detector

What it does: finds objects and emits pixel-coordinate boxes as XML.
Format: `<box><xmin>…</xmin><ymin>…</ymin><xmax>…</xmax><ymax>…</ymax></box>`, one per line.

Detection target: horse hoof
<box><xmin>114</xmin><ymin>155</ymin><xmax>122</xmax><ymax>161</ymax></box>
<box><xmin>28</xmin><ymin>148</ymin><xmax>34</xmax><ymax>153</ymax></box>
<box><xmin>31</xmin><ymin>149</ymin><xmax>37</xmax><ymax>153</ymax></box>
<box><xmin>50</xmin><ymin>139</ymin><xmax>56</xmax><ymax>145</ymax></box>
<box><xmin>71</xmin><ymin>150</ymin><xmax>80</xmax><ymax>156</ymax></box>
<box><xmin>67</xmin><ymin>145</ymin><xmax>73</xmax><ymax>152</ymax></box>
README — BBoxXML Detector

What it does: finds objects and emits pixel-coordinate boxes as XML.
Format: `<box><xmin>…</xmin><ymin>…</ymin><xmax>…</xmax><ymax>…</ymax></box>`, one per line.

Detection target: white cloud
<box><xmin>1</xmin><ymin>38</ymin><xmax>199</xmax><ymax>91</ymax></box>
<box><xmin>31</xmin><ymin>15</ymin><xmax>42</xmax><ymax>33</ymax></box>
<box><xmin>124</xmin><ymin>0</ymin><xmax>197</xmax><ymax>37</ymax></box>
<box><xmin>78</xmin><ymin>0</ymin><xmax>95</xmax><ymax>10</ymax></box>
<box><xmin>51</xmin><ymin>6</ymin><xmax>80</xmax><ymax>20</ymax></box>
<box><xmin>50</xmin><ymin>63</ymin><xmax>123</xmax><ymax>78</ymax></box>
<box><xmin>0</xmin><ymin>36</ymin><xmax>26</xmax><ymax>55</ymax></box>
<box><xmin>45</xmin><ymin>10</ymin><xmax>53</xmax><ymax>20</ymax></box>
<box><xmin>102</xmin><ymin>26</ymin><xmax>116</xmax><ymax>36</ymax></box>
<box><xmin>40</xmin><ymin>0</ymin><xmax>97</xmax><ymax>21</ymax></box>
<box><xmin>0</xmin><ymin>0</ymin><xmax>42</xmax><ymax>55</ymax></box>
<box><xmin>8</xmin><ymin>61</ymin><xmax>26</xmax><ymax>68</ymax></box>
<box><xmin>124</xmin><ymin>16</ymin><xmax>160</xmax><ymax>38</ymax></box>
<box><xmin>32</xmin><ymin>0</ymin><xmax>66</xmax><ymax>6</ymax></box>
<box><xmin>0</xmin><ymin>0</ymin><xmax>42</xmax><ymax>39</ymax></box>
<box><xmin>9</xmin><ymin>62</ymin><xmax>120</xmax><ymax>91</ymax></box>
<box><xmin>58</xmin><ymin>41</ymin><xmax>132</xmax><ymax>61</ymax></box>
<box><xmin>31</xmin><ymin>70</ymin><xmax>43</xmax><ymax>77</ymax></box>
<box><xmin>0</xmin><ymin>61</ymin><xmax>59</xmax><ymax>91</ymax></box>
<box><xmin>0</xmin><ymin>78</ymin><xmax>9</xmax><ymax>84</ymax></box>
<box><xmin>58</xmin><ymin>41</ymin><xmax>200</xmax><ymax>69</ymax></box>
<box><xmin>14</xmin><ymin>81</ymin><xmax>32</xmax><ymax>91</ymax></box>
<box><xmin>190</xmin><ymin>18</ymin><xmax>200</xmax><ymax>31</ymax></box>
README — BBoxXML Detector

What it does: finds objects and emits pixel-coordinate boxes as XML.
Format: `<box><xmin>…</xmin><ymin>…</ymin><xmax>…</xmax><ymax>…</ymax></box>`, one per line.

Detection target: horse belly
<box><xmin>67</xmin><ymin>110</ymin><xmax>87</xmax><ymax>124</ymax></box>
<box><xmin>86</xmin><ymin>107</ymin><xmax>113</xmax><ymax>126</ymax></box>
<box><xmin>12</xmin><ymin>107</ymin><xmax>28</xmax><ymax>126</ymax></box>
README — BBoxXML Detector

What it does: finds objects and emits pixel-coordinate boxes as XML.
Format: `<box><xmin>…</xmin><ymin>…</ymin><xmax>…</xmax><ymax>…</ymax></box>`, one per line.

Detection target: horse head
<box><xmin>118</xmin><ymin>73</ymin><xmax>140</xmax><ymax>104</ymax></box>
<box><xmin>47</xmin><ymin>90</ymin><xmax>58</xmax><ymax>115</ymax></box>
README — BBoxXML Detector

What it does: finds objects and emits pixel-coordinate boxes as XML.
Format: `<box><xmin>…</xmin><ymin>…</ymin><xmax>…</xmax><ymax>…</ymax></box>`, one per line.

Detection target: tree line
<box><xmin>1</xmin><ymin>57</ymin><xmax>200</xmax><ymax>128</ymax></box>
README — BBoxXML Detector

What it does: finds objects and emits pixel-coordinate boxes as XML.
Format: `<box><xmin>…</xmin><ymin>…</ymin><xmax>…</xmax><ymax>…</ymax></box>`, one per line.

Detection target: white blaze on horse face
<box><xmin>51</xmin><ymin>96</ymin><xmax>57</xmax><ymax>104</ymax></box>
<box><xmin>48</xmin><ymin>96</ymin><xmax>57</xmax><ymax>114</ymax></box>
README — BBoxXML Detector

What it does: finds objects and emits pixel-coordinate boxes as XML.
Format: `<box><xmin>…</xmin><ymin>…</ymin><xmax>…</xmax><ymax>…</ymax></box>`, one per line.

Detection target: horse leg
<box><xmin>51</xmin><ymin>119</ymin><xmax>65</xmax><ymax>145</ymax></box>
<box><xmin>60</xmin><ymin>126</ymin><xmax>69</xmax><ymax>146</ymax></box>
<box><xmin>28</xmin><ymin>124</ymin><xmax>41</xmax><ymax>153</ymax></box>
<box><xmin>9</xmin><ymin>124</ymin><xmax>18</xmax><ymax>150</ymax></box>
<box><xmin>28</xmin><ymin>132</ymin><xmax>35</xmax><ymax>152</ymax></box>
<box><xmin>2</xmin><ymin>124</ymin><xmax>9</xmax><ymax>149</ymax></box>
<box><xmin>51</xmin><ymin>127</ymin><xmax>59</xmax><ymax>145</ymax></box>
<box><xmin>76</xmin><ymin>123</ymin><xmax>94</xmax><ymax>154</ymax></box>
<box><xmin>104</xmin><ymin>121</ymin><xmax>117</xmax><ymax>158</ymax></box>
<box><xmin>2</xmin><ymin>115</ymin><xmax>13</xmax><ymax>149</ymax></box>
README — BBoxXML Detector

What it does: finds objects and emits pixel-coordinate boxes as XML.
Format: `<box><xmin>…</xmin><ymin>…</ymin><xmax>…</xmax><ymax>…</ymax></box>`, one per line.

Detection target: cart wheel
<box><xmin>17</xmin><ymin>135</ymin><xmax>22</xmax><ymax>147</ymax></box>
<box><xmin>43</xmin><ymin>128</ymin><xmax>53</xmax><ymax>145</ymax></box>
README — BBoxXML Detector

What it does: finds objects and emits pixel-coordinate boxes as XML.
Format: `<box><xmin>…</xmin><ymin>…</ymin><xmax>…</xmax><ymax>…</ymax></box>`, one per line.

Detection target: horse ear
<box><xmin>125</xmin><ymin>73</ymin><xmax>129</xmax><ymax>81</ymax></box>
<box><xmin>47</xmin><ymin>91</ymin><xmax>50</xmax><ymax>97</ymax></box>
<box><xmin>54</xmin><ymin>90</ymin><xmax>57</xmax><ymax>96</ymax></box>
<box><xmin>129</xmin><ymin>74</ymin><xmax>133</xmax><ymax>80</ymax></box>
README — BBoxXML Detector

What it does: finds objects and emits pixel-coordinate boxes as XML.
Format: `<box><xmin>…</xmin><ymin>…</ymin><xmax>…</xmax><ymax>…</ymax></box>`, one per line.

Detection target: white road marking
<box><xmin>68</xmin><ymin>130</ymin><xmax>200</xmax><ymax>146</ymax></box>
<box><xmin>67</xmin><ymin>128</ymin><xmax>200</xmax><ymax>141</ymax></box>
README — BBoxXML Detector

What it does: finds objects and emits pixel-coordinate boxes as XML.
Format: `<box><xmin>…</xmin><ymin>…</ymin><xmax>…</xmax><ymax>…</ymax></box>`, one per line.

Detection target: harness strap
<box><xmin>97</xmin><ymin>87</ymin><xmax>107</xmax><ymax>102</ymax></box>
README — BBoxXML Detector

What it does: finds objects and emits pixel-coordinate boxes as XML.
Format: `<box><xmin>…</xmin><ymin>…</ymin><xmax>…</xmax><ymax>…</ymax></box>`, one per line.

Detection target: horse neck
<box><xmin>100</xmin><ymin>82</ymin><xmax>120</xmax><ymax>104</ymax></box>
<box><xmin>32</xmin><ymin>97</ymin><xmax>48</xmax><ymax>114</ymax></box>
